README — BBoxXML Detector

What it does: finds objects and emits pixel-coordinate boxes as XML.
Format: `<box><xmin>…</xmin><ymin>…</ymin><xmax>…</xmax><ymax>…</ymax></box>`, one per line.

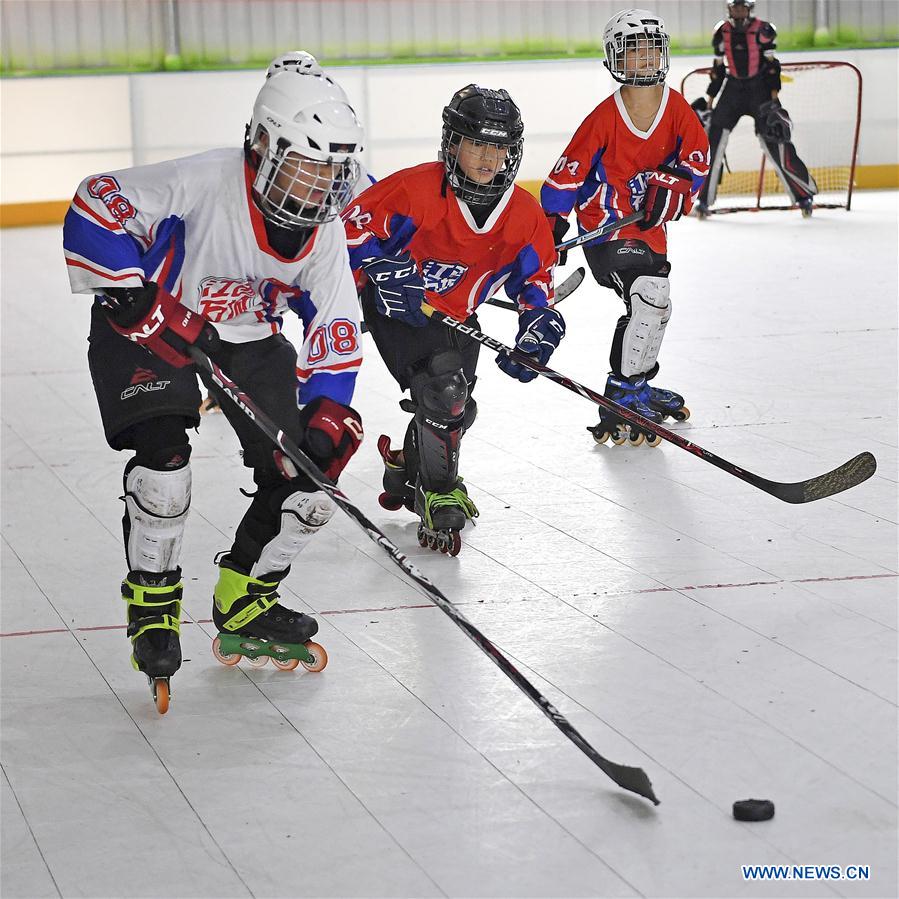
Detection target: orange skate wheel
<box><xmin>153</xmin><ymin>678</ymin><xmax>170</xmax><ymax>715</ymax></box>
<box><xmin>272</xmin><ymin>656</ymin><xmax>301</xmax><ymax>672</ymax></box>
<box><xmin>212</xmin><ymin>636</ymin><xmax>241</xmax><ymax>666</ymax></box>
<box><xmin>301</xmin><ymin>641</ymin><xmax>328</xmax><ymax>673</ymax></box>
<box><xmin>245</xmin><ymin>654</ymin><xmax>269</xmax><ymax>669</ymax></box>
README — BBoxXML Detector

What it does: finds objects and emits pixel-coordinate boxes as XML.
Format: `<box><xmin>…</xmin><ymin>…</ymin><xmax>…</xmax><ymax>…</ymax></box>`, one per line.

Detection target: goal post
<box><xmin>680</xmin><ymin>61</ymin><xmax>862</xmax><ymax>213</ymax></box>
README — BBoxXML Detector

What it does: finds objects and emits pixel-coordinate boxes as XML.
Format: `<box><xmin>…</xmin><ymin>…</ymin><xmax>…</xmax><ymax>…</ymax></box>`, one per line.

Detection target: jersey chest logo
<box><xmin>198</xmin><ymin>276</ymin><xmax>260</xmax><ymax>321</ymax></box>
<box><xmin>421</xmin><ymin>259</ymin><xmax>469</xmax><ymax>295</ymax></box>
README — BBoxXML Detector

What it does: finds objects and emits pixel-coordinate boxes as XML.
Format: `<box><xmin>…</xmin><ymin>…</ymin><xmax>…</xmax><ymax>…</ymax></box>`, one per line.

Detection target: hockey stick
<box><xmin>484</xmin><ymin>266</ymin><xmax>586</xmax><ymax>312</ymax></box>
<box><xmin>423</xmin><ymin>309</ymin><xmax>877</xmax><ymax>504</ymax></box>
<box><xmin>187</xmin><ymin>344</ymin><xmax>660</xmax><ymax>806</ymax></box>
<box><xmin>557</xmin><ymin>210</ymin><xmax>644</xmax><ymax>253</ymax></box>
<box><xmin>360</xmin><ymin>266</ymin><xmax>586</xmax><ymax>333</ymax></box>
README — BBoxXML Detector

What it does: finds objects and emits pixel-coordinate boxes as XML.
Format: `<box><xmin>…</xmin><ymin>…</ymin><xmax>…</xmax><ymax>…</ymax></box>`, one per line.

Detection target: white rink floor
<box><xmin>2</xmin><ymin>192</ymin><xmax>897</xmax><ymax>899</ymax></box>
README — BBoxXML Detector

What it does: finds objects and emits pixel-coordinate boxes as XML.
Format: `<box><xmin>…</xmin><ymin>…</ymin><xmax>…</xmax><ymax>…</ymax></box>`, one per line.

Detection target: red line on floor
<box><xmin>1</xmin><ymin>572</ymin><xmax>894</xmax><ymax>638</ymax></box>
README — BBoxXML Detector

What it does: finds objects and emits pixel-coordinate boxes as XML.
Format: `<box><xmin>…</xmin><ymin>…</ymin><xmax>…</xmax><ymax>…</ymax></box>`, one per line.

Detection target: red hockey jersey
<box><xmin>343</xmin><ymin>162</ymin><xmax>556</xmax><ymax>318</ymax></box>
<box><xmin>541</xmin><ymin>86</ymin><xmax>709</xmax><ymax>255</ymax></box>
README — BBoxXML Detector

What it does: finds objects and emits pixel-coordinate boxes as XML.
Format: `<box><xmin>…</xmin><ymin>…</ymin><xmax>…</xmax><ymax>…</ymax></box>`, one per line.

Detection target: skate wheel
<box><xmin>590</xmin><ymin>428</ymin><xmax>610</xmax><ymax>445</ymax></box>
<box><xmin>446</xmin><ymin>532</ymin><xmax>462</xmax><ymax>557</ymax></box>
<box><xmin>417</xmin><ymin>528</ymin><xmax>428</xmax><ymax>548</ymax></box>
<box><xmin>153</xmin><ymin>678</ymin><xmax>170</xmax><ymax>715</ymax></box>
<box><xmin>674</xmin><ymin>406</ymin><xmax>691</xmax><ymax>422</ymax></box>
<box><xmin>610</xmin><ymin>429</ymin><xmax>628</xmax><ymax>446</ymax></box>
<box><xmin>301</xmin><ymin>641</ymin><xmax>328</xmax><ymax>673</ymax></box>
<box><xmin>246</xmin><ymin>654</ymin><xmax>269</xmax><ymax>669</ymax></box>
<box><xmin>645</xmin><ymin>433</ymin><xmax>662</xmax><ymax>448</ymax></box>
<box><xmin>378</xmin><ymin>491</ymin><xmax>404</xmax><ymax>512</ymax></box>
<box><xmin>212</xmin><ymin>636</ymin><xmax>242</xmax><ymax>666</ymax></box>
<box><xmin>272</xmin><ymin>656</ymin><xmax>301</xmax><ymax>672</ymax></box>
<box><xmin>628</xmin><ymin>431</ymin><xmax>645</xmax><ymax>447</ymax></box>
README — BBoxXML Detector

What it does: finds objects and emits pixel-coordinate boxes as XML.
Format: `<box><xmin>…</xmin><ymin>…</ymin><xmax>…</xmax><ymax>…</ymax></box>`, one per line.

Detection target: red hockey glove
<box><xmin>639</xmin><ymin>167</ymin><xmax>693</xmax><ymax>230</ymax></box>
<box><xmin>297</xmin><ymin>397</ymin><xmax>364</xmax><ymax>481</ymax></box>
<box><xmin>104</xmin><ymin>282</ymin><xmax>219</xmax><ymax>368</ymax></box>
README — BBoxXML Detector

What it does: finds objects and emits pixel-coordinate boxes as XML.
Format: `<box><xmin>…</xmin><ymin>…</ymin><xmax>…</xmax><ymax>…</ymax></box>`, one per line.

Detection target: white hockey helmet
<box><xmin>248</xmin><ymin>70</ymin><xmax>363</xmax><ymax>228</ymax></box>
<box><xmin>266</xmin><ymin>50</ymin><xmax>350</xmax><ymax>98</ymax></box>
<box><xmin>266</xmin><ymin>50</ymin><xmax>325</xmax><ymax>79</ymax></box>
<box><xmin>603</xmin><ymin>9</ymin><xmax>670</xmax><ymax>87</ymax></box>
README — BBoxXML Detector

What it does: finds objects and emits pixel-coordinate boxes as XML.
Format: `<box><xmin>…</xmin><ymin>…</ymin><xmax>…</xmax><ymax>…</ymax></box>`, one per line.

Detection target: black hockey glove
<box><xmin>757</xmin><ymin>99</ymin><xmax>792</xmax><ymax>143</ymax></box>
<box><xmin>361</xmin><ymin>252</ymin><xmax>428</xmax><ymax>328</ymax></box>
<box><xmin>639</xmin><ymin>167</ymin><xmax>693</xmax><ymax>231</ymax></box>
<box><xmin>103</xmin><ymin>281</ymin><xmax>219</xmax><ymax>368</ymax></box>
<box><xmin>496</xmin><ymin>306</ymin><xmax>566</xmax><ymax>383</ymax></box>
<box><xmin>690</xmin><ymin>97</ymin><xmax>712</xmax><ymax>131</ymax></box>
<box><xmin>547</xmin><ymin>214</ymin><xmax>570</xmax><ymax>266</ymax></box>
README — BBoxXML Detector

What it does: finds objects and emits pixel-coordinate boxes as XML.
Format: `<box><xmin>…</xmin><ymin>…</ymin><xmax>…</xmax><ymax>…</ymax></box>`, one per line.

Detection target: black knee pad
<box><xmin>410</xmin><ymin>350</ymin><xmax>468</xmax><ymax>419</ymax></box>
<box><xmin>462</xmin><ymin>397</ymin><xmax>478</xmax><ymax>434</ymax></box>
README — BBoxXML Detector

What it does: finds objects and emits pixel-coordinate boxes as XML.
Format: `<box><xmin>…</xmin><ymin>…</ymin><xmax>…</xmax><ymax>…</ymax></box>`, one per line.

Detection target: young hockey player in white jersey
<box><xmin>62</xmin><ymin>65</ymin><xmax>365</xmax><ymax>713</ymax></box>
<box><xmin>200</xmin><ymin>50</ymin><xmax>375</xmax><ymax>414</ymax></box>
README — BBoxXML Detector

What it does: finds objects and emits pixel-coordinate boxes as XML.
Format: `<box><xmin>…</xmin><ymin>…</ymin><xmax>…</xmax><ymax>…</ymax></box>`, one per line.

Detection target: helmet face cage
<box><xmin>604</xmin><ymin>12</ymin><xmax>671</xmax><ymax>86</ymax></box>
<box><xmin>441</xmin><ymin>130</ymin><xmax>523</xmax><ymax>205</ymax></box>
<box><xmin>251</xmin><ymin>128</ymin><xmax>359</xmax><ymax>228</ymax></box>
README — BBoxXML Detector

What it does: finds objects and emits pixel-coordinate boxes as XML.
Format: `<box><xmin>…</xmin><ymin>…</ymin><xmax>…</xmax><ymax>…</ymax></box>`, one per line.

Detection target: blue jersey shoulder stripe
<box><xmin>63</xmin><ymin>208</ymin><xmax>143</xmax><ymax>272</ymax></box>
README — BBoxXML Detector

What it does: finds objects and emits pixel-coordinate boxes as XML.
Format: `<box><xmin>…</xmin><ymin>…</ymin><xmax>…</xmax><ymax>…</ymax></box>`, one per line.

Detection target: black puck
<box><xmin>733</xmin><ymin>799</ymin><xmax>775</xmax><ymax>821</ymax></box>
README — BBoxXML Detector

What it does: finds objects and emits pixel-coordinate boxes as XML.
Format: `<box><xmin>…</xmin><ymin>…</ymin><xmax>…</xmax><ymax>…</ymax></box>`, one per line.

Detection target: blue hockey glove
<box><xmin>496</xmin><ymin>306</ymin><xmax>566</xmax><ymax>383</ymax></box>
<box><xmin>361</xmin><ymin>252</ymin><xmax>428</xmax><ymax>328</ymax></box>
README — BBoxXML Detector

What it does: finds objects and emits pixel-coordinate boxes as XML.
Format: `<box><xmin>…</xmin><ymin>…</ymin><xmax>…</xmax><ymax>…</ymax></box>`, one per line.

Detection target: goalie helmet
<box><xmin>247</xmin><ymin>70</ymin><xmax>363</xmax><ymax>228</ymax></box>
<box><xmin>728</xmin><ymin>1</ymin><xmax>755</xmax><ymax>31</ymax></box>
<box><xmin>441</xmin><ymin>84</ymin><xmax>524</xmax><ymax>205</ymax></box>
<box><xmin>603</xmin><ymin>9</ymin><xmax>670</xmax><ymax>87</ymax></box>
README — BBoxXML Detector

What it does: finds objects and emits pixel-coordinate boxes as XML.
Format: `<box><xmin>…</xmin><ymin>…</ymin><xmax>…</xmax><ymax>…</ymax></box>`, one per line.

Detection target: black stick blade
<box><xmin>602</xmin><ymin>761</ymin><xmax>660</xmax><ymax>805</ymax></box>
<box><xmin>557</xmin><ymin>266</ymin><xmax>585</xmax><ymax>302</ymax></box>
<box><xmin>761</xmin><ymin>451</ymin><xmax>878</xmax><ymax>504</ymax></box>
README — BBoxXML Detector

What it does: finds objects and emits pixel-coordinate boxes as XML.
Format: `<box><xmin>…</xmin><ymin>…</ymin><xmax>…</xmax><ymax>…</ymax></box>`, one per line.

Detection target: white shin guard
<box><xmin>124</xmin><ymin>464</ymin><xmax>191</xmax><ymax>572</ymax></box>
<box><xmin>251</xmin><ymin>490</ymin><xmax>335</xmax><ymax>578</ymax></box>
<box><xmin>620</xmin><ymin>275</ymin><xmax>671</xmax><ymax>377</ymax></box>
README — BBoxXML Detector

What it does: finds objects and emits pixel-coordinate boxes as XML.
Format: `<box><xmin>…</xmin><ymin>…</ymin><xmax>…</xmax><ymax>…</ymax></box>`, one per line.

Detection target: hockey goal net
<box><xmin>680</xmin><ymin>61</ymin><xmax>862</xmax><ymax>212</ymax></box>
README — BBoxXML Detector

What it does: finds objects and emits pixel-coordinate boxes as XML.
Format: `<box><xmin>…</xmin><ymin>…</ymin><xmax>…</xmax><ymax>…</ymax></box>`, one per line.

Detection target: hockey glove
<box><xmin>296</xmin><ymin>396</ymin><xmax>364</xmax><ymax>481</ymax></box>
<box><xmin>361</xmin><ymin>252</ymin><xmax>428</xmax><ymax>328</ymax></box>
<box><xmin>690</xmin><ymin>97</ymin><xmax>712</xmax><ymax>131</ymax></box>
<box><xmin>547</xmin><ymin>214</ymin><xmax>571</xmax><ymax>266</ymax></box>
<box><xmin>103</xmin><ymin>281</ymin><xmax>219</xmax><ymax>368</ymax></box>
<box><xmin>639</xmin><ymin>167</ymin><xmax>693</xmax><ymax>231</ymax></box>
<box><xmin>757</xmin><ymin>99</ymin><xmax>792</xmax><ymax>143</ymax></box>
<box><xmin>496</xmin><ymin>306</ymin><xmax>566</xmax><ymax>383</ymax></box>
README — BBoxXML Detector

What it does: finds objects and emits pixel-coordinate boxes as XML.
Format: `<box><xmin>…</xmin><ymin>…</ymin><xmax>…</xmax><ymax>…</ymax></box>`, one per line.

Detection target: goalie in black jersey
<box><xmin>694</xmin><ymin>0</ymin><xmax>817</xmax><ymax>217</ymax></box>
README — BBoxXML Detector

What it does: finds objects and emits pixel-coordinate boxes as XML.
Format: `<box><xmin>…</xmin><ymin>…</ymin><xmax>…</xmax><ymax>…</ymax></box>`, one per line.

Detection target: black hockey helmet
<box><xmin>441</xmin><ymin>84</ymin><xmax>524</xmax><ymax>205</ymax></box>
